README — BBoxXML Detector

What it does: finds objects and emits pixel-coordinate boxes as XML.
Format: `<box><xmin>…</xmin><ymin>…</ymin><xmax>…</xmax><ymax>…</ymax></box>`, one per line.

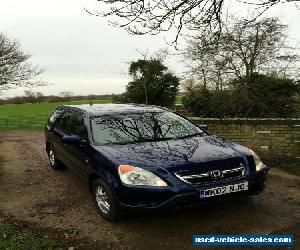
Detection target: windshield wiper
<box><xmin>175</xmin><ymin>132</ymin><xmax>205</xmax><ymax>140</ymax></box>
<box><xmin>134</xmin><ymin>137</ymin><xmax>170</xmax><ymax>143</ymax></box>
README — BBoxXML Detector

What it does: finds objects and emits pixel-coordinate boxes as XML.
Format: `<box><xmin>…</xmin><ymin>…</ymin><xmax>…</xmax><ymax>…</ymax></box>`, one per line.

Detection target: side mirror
<box><xmin>62</xmin><ymin>135</ymin><xmax>81</xmax><ymax>144</ymax></box>
<box><xmin>199</xmin><ymin>124</ymin><xmax>208</xmax><ymax>133</ymax></box>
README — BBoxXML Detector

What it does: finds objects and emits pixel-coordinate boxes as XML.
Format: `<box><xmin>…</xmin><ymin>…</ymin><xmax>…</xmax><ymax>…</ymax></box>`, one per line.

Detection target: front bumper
<box><xmin>119</xmin><ymin>167</ymin><xmax>269</xmax><ymax>211</ymax></box>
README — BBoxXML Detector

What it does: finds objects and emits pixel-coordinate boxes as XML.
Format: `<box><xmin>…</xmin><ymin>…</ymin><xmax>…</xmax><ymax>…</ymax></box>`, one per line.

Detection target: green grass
<box><xmin>175</xmin><ymin>95</ymin><xmax>183</xmax><ymax>105</ymax></box>
<box><xmin>268</xmin><ymin>156</ymin><xmax>300</xmax><ymax>176</ymax></box>
<box><xmin>0</xmin><ymin>96</ymin><xmax>183</xmax><ymax>131</ymax></box>
<box><xmin>279</xmin><ymin>161</ymin><xmax>300</xmax><ymax>176</ymax></box>
<box><xmin>0</xmin><ymin>222</ymin><xmax>61</xmax><ymax>250</ymax></box>
<box><xmin>0</xmin><ymin>99</ymin><xmax>112</xmax><ymax>131</ymax></box>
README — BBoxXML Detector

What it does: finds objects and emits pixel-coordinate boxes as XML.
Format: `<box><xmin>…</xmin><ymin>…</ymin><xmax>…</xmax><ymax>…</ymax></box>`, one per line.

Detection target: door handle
<box><xmin>84</xmin><ymin>158</ymin><xmax>91</xmax><ymax>168</ymax></box>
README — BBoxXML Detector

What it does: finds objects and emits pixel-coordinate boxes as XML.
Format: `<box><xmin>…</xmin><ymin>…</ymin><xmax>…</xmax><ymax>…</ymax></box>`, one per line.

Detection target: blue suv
<box><xmin>45</xmin><ymin>104</ymin><xmax>268</xmax><ymax>221</ymax></box>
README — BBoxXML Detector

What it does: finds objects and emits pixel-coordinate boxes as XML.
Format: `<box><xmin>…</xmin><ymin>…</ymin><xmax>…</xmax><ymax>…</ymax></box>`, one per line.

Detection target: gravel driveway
<box><xmin>0</xmin><ymin>131</ymin><xmax>299</xmax><ymax>249</ymax></box>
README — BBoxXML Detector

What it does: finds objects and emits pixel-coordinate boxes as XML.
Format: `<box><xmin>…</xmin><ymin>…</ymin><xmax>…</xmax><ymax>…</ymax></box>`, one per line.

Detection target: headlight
<box><xmin>118</xmin><ymin>165</ymin><xmax>168</xmax><ymax>187</ymax></box>
<box><xmin>249</xmin><ymin>149</ymin><xmax>263</xmax><ymax>171</ymax></box>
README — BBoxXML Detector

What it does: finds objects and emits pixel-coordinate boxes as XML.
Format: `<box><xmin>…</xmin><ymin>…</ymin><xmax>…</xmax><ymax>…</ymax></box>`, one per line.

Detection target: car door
<box><xmin>46</xmin><ymin>107</ymin><xmax>64</xmax><ymax>145</ymax></box>
<box><xmin>52</xmin><ymin>109</ymin><xmax>73</xmax><ymax>167</ymax></box>
<box><xmin>63</xmin><ymin>110</ymin><xmax>89</xmax><ymax>180</ymax></box>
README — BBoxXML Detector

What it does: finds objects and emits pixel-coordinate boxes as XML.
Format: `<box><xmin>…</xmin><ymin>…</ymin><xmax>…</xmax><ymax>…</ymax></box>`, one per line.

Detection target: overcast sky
<box><xmin>0</xmin><ymin>0</ymin><xmax>299</xmax><ymax>98</ymax></box>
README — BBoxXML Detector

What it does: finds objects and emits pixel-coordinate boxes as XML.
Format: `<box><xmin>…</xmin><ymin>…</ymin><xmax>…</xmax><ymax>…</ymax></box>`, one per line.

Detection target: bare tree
<box><xmin>183</xmin><ymin>17</ymin><xmax>299</xmax><ymax>89</ymax></box>
<box><xmin>24</xmin><ymin>89</ymin><xmax>36</xmax><ymax>103</ymax></box>
<box><xmin>88</xmin><ymin>0</ymin><xmax>300</xmax><ymax>43</ymax></box>
<box><xmin>181</xmin><ymin>78</ymin><xmax>197</xmax><ymax>92</ymax></box>
<box><xmin>58</xmin><ymin>91</ymin><xmax>74</xmax><ymax>102</ymax></box>
<box><xmin>0</xmin><ymin>33</ymin><xmax>43</xmax><ymax>92</ymax></box>
<box><xmin>35</xmin><ymin>92</ymin><xmax>44</xmax><ymax>103</ymax></box>
<box><xmin>183</xmin><ymin>34</ymin><xmax>230</xmax><ymax>90</ymax></box>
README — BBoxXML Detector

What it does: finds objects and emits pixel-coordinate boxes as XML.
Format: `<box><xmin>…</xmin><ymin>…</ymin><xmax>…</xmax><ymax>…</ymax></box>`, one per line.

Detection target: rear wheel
<box><xmin>92</xmin><ymin>179</ymin><xmax>123</xmax><ymax>221</ymax></box>
<box><xmin>47</xmin><ymin>146</ymin><xmax>63</xmax><ymax>170</ymax></box>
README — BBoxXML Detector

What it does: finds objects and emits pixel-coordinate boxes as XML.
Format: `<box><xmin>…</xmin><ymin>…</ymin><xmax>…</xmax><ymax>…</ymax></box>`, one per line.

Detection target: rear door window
<box><xmin>68</xmin><ymin>111</ymin><xmax>88</xmax><ymax>140</ymax></box>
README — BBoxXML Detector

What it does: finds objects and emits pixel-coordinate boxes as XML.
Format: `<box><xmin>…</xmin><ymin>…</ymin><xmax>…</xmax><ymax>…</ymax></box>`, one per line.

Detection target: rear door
<box><xmin>64</xmin><ymin>110</ymin><xmax>89</xmax><ymax>180</ymax></box>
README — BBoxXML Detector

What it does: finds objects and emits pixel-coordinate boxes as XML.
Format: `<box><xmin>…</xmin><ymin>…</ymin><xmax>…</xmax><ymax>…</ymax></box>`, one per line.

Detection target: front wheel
<box><xmin>92</xmin><ymin>179</ymin><xmax>123</xmax><ymax>221</ymax></box>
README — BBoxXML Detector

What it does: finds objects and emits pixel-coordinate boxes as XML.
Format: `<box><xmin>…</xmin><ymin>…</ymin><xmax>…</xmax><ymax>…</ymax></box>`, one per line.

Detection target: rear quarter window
<box><xmin>49</xmin><ymin>109</ymin><xmax>64</xmax><ymax>124</ymax></box>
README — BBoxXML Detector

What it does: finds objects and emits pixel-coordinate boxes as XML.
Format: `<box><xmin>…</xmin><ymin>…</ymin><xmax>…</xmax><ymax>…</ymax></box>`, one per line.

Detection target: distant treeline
<box><xmin>0</xmin><ymin>94</ymin><xmax>115</xmax><ymax>105</ymax></box>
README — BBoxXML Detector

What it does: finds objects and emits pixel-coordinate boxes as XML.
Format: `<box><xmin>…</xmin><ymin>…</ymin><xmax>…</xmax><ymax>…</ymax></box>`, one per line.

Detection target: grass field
<box><xmin>0</xmin><ymin>99</ymin><xmax>112</xmax><ymax>131</ymax></box>
<box><xmin>175</xmin><ymin>95</ymin><xmax>183</xmax><ymax>104</ymax></box>
<box><xmin>0</xmin><ymin>97</ymin><xmax>183</xmax><ymax>131</ymax></box>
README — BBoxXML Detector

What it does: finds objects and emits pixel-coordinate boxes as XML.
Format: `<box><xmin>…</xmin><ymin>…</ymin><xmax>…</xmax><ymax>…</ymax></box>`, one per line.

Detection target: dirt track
<box><xmin>0</xmin><ymin>131</ymin><xmax>299</xmax><ymax>249</ymax></box>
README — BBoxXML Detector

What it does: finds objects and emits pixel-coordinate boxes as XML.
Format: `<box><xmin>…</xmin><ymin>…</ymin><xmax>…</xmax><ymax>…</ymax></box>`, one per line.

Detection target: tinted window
<box><xmin>91</xmin><ymin>112</ymin><xmax>204</xmax><ymax>145</ymax></box>
<box><xmin>68</xmin><ymin>112</ymin><xmax>87</xmax><ymax>139</ymax></box>
<box><xmin>49</xmin><ymin>109</ymin><xmax>64</xmax><ymax>124</ymax></box>
<box><xmin>54</xmin><ymin>111</ymin><xmax>72</xmax><ymax>134</ymax></box>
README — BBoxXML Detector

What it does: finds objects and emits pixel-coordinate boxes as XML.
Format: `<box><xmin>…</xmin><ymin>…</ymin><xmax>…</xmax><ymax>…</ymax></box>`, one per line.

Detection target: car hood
<box><xmin>94</xmin><ymin>135</ymin><xmax>250</xmax><ymax>173</ymax></box>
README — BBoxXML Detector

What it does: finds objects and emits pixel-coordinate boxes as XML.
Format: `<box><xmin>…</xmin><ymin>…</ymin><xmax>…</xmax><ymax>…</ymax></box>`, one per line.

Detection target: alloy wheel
<box><xmin>95</xmin><ymin>185</ymin><xmax>111</xmax><ymax>214</ymax></box>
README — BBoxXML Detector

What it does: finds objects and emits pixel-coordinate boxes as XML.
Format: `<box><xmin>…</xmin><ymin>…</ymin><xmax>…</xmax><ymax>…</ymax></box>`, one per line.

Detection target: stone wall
<box><xmin>190</xmin><ymin>118</ymin><xmax>300</xmax><ymax>162</ymax></box>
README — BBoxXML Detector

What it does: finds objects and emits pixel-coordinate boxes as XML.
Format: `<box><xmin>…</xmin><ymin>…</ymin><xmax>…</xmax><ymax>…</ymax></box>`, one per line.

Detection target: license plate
<box><xmin>200</xmin><ymin>181</ymin><xmax>248</xmax><ymax>198</ymax></box>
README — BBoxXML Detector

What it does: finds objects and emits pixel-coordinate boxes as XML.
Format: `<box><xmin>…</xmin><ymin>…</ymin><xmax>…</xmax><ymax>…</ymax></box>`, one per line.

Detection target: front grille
<box><xmin>175</xmin><ymin>163</ymin><xmax>245</xmax><ymax>184</ymax></box>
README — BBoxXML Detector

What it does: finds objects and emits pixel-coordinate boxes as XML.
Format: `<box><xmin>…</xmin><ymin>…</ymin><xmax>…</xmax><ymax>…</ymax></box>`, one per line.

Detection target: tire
<box><xmin>47</xmin><ymin>146</ymin><xmax>64</xmax><ymax>170</ymax></box>
<box><xmin>92</xmin><ymin>178</ymin><xmax>123</xmax><ymax>221</ymax></box>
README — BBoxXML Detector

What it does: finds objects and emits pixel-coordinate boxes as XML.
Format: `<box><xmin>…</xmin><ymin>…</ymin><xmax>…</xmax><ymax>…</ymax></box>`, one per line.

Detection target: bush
<box><xmin>182</xmin><ymin>86</ymin><xmax>212</xmax><ymax>116</ymax></box>
<box><xmin>183</xmin><ymin>74</ymin><xmax>299</xmax><ymax>118</ymax></box>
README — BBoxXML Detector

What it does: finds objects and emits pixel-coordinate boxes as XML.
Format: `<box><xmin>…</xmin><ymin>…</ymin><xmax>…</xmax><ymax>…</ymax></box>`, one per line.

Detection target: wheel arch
<box><xmin>88</xmin><ymin>173</ymin><xmax>100</xmax><ymax>193</ymax></box>
<box><xmin>46</xmin><ymin>142</ymin><xmax>51</xmax><ymax>153</ymax></box>
<box><xmin>88</xmin><ymin>169</ymin><xmax>120</xmax><ymax>194</ymax></box>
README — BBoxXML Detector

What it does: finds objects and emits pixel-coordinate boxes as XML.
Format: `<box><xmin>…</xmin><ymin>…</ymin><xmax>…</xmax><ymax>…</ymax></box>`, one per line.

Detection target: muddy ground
<box><xmin>0</xmin><ymin>131</ymin><xmax>299</xmax><ymax>250</ymax></box>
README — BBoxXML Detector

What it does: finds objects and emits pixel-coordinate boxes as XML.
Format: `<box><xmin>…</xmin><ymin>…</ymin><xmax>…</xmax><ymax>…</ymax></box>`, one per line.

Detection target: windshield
<box><xmin>90</xmin><ymin>111</ymin><xmax>204</xmax><ymax>145</ymax></box>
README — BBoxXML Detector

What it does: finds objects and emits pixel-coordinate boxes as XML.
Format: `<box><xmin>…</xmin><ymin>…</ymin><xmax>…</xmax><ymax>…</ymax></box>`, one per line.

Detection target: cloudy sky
<box><xmin>0</xmin><ymin>0</ymin><xmax>299</xmax><ymax>98</ymax></box>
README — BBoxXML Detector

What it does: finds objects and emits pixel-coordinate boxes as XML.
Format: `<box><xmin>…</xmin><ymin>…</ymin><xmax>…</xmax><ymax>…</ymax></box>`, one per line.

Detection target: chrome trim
<box><xmin>174</xmin><ymin>173</ymin><xmax>192</xmax><ymax>184</ymax></box>
<box><xmin>223</xmin><ymin>166</ymin><xmax>245</xmax><ymax>175</ymax></box>
<box><xmin>179</xmin><ymin>172</ymin><xmax>210</xmax><ymax>179</ymax></box>
<box><xmin>175</xmin><ymin>164</ymin><xmax>245</xmax><ymax>184</ymax></box>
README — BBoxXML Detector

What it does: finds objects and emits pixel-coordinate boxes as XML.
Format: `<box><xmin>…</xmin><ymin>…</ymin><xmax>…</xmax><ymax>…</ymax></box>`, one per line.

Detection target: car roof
<box><xmin>61</xmin><ymin>103</ymin><xmax>168</xmax><ymax>116</ymax></box>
